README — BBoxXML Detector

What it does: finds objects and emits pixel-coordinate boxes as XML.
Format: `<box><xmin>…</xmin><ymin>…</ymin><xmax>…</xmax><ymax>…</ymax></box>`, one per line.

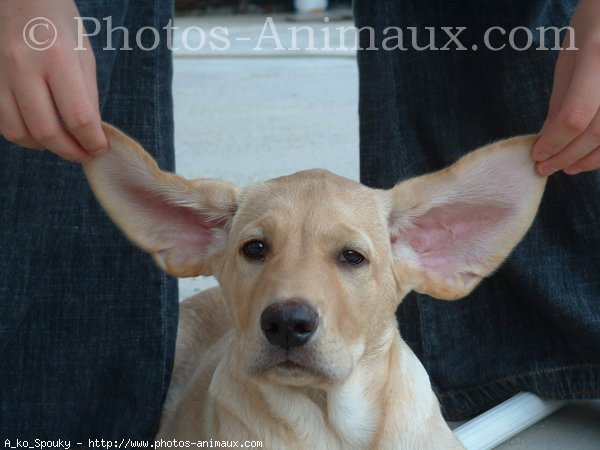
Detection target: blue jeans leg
<box><xmin>0</xmin><ymin>0</ymin><xmax>177</xmax><ymax>440</ymax></box>
<box><xmin>355</xmin><ymin>0</ymin><xmax>600</xmax><ymax>419</ymax></box>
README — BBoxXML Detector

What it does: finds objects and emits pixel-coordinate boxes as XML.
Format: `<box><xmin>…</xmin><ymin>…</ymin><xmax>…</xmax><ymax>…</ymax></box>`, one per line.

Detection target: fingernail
<box><xmin>564</xmin><ymin>165</ymin><xmax>581</xmax><ymax>175</ymax></box>
<box><xmin>540</xmin><ymin>165</ymin><xmax>557</xmax><ymax>176</ymax></box>
<box><xmin>91</xmin><ymin>147</ymin><xmax>108</xmax><ymax>156</ymax></box>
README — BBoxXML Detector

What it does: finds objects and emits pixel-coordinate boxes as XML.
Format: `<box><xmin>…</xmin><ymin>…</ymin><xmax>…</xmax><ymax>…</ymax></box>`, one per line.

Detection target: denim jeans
<box><xmin>355</xmin><ymin>0</ymin><xmax>600</xmax><ymax>420</ymax></box>
<box><xmin>0</xmin><ymin>0</ymin><xmax>177</xmax><ymax>441</ymax></box>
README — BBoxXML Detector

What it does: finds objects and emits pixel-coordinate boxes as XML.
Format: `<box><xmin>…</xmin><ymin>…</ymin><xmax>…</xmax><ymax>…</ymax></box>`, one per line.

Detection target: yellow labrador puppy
<box><xmin>84</xmin><ymin>124</ymin><xmax>546</xmax><ymax>449</ymax></box>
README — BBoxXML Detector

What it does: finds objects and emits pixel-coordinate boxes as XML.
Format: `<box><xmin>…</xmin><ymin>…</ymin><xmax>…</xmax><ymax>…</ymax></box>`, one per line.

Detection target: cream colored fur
<box><xmin>84</xmin><ymin>124</ymin><xmax>546</xmax><ymax>449</ymax></box>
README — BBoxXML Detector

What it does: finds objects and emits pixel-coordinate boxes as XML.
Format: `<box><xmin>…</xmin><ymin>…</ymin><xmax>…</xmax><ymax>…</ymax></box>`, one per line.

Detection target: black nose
<box><xmin>260</xmin><ymin>301</ymin><xmax>319</xmax><ymax>349</ymax></box>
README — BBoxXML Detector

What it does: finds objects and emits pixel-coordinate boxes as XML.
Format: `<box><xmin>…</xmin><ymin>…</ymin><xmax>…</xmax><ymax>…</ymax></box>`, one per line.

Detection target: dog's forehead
<box><xmin>236</xmin><ymin>169</ymin><xmax>383</xmax><ymax>222</ymax></box>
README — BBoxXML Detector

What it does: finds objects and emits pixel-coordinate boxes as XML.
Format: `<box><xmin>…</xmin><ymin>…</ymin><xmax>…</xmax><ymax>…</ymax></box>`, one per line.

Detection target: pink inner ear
<box><xmin>393</xmin><ymin>202</ymin><xmax>511</xmax><ymax>274</ymax></box>
<box><xmin>126</xmin><ymin>183</ymin><xmax>222</xmax><ymax>255</ymax></box>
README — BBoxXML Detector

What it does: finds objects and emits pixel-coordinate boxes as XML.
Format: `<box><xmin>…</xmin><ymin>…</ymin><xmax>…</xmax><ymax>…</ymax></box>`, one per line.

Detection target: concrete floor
<box><xmin>493</xmin><ymin>401</ymin><xmax>600</xmax><ymax>449</ymax></box>
<box><xmin>172</xmin><ymin>14</ymin><xmax>599</xmax><ymax>449</ymax></box>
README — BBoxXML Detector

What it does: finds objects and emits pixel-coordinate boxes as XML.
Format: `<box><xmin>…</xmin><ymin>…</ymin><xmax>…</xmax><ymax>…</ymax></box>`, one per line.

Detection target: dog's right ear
<box><xmin>84</xmin><ymin>123</ymin><xmax>239</xmax><ymax>278</ymax></box>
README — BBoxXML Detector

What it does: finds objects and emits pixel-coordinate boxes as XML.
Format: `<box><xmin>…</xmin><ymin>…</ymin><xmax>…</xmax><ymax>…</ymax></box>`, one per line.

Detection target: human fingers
<box><xmin>14</xmin><ymin>76</ymin><xmax>93</xmax><ymax>163</ymax></box>
<box><xmin>536</xmin><ymin>37</ymin><xmax>576</xmax><ymax>139</ymax></box>
<box><xmin>0</xmin><ymin>89</ymin><xmax>43</xmax><ymax>149</ymax></box>
<box><xmin>534</xmin><ymin>45</ymin><xmax>600</xmax><ymax>175</ymax></box>
<box><xmin>47</xmin><ymin>59</ymin><xmax>106</xmax><ymax>156</ymax></box>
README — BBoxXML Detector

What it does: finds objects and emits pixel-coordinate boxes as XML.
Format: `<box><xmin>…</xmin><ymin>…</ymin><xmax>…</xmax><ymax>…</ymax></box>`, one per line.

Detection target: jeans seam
<box><xmin>439</xmin><ymin>363</ymin><xmax>600</xmax><ymax>399</ymax></box>
<box><xmin>439</xmin><ymin>364</ymin><xmax>600</xmax><ymax>419</ymax></box>
<box><xmin>151</xmin><ymin>0</ymin><xmax>169</xmax><ymax>437</ymax></box>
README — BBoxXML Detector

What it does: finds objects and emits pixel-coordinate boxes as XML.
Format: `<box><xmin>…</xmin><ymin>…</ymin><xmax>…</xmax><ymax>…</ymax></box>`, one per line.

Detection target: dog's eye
<box><xmin>242</xmin><ymin>240</ymin><xmax>267</xmax><ymax>261</ymax></box>
<box><xmin>339</xmin><ymin>250</ymin><xmax>365</xmax><ymax>265</ymax></box>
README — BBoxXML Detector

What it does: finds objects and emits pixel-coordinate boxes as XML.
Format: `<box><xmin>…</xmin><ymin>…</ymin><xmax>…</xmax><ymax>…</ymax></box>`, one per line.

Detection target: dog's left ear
<box><xmin>84</xmin><ymin>123</ymin><xmax>239</xmax><ymax>278</ymax></box>
<box><xmin>387</xmin><ymin>136</ymin><xmax>546</xmax><ymax>300</ymax></box>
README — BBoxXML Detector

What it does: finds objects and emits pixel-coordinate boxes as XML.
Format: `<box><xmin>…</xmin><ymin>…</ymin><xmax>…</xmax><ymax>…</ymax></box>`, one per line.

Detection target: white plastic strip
<box><xmin>453</xmin><ymin>392</ymin><xmax>568</xmax><ymax>450</ymax></box>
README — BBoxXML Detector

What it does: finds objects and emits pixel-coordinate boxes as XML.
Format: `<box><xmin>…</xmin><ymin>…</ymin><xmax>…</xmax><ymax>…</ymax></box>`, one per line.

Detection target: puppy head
<box><xmin>216</xmin><ymin>170</ymin><xmax>397</xmax><ymax>388</ymax></box>
<box><xmin>85</xmin><ymin>124</ymin><xmax>546</xmax><ymax>388</ymax></box>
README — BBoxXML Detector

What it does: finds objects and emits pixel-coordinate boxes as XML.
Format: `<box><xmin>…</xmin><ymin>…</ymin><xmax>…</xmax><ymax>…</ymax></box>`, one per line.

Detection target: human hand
<box><xmin>533</xmin><ymin>0</ymin><xmax>600</xmax><ymax>176</ymax></box>
<box><xmin>0</xmin><ymin>0</ymin><xmax>106</xmax><ymax>163</ymax></box>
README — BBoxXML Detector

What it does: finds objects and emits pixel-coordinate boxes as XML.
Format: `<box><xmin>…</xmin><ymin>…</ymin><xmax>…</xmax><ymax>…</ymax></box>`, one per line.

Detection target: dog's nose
<box><xmin>260</xmin><ymin>301</ymin><xmax>319</xmax><ymax>349</ymax></box>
